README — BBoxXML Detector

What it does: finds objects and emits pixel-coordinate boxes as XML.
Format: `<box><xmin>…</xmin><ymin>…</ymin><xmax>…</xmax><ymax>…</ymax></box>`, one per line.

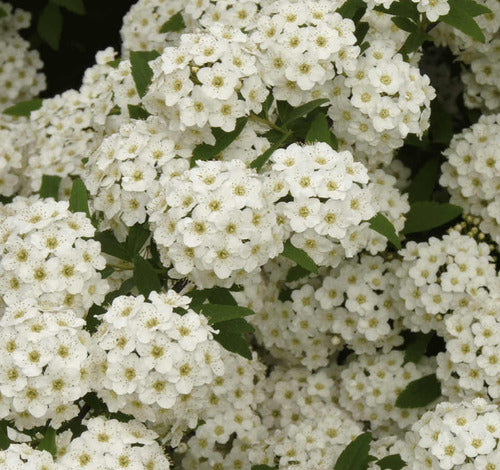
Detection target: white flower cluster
<box><xmin>396</xmin><ymin>229</ymin><xmax>498</xmax><ymax>335</ymax></box>
<box><xmin>149</xmin><ymin>159</ymin><xmax>286</xmax><ymax>283</ymax></box>
<box><xmin>441</xmin><ymin>114</ymin><xmax>500</xmax><ymax>245</ymax></box>
<box><xmin>0</xmin><ymin>2</ymin><xmax>45</xmax><ymax>107</ymax></box>
<box><xmin>0</xmin><ymin>197</ymin><xmax>109</xmax><ymax>316</ymax></box>
<box><xmin>93</xmin><ymin>290</ymin><xmax>224</xmax><ymax>442</ymax></box>
<box><xmin>339</xmin><ymin>351</ymin><xmax>437</xmax><ymax>433</ymax></box>
<box><xmin>0</xmin><ymin>304</ymin><xmax>92</xmax><ymax>429</ymax></box>
<box><xmin>437</xmin><ymin>296</ymin><xmax>500</xmax><ymax>403</ymax></box>
<box><xmin>401</xmin><ymin>399</ymin><xmax>500</xmax><ymax>470</ymax></box>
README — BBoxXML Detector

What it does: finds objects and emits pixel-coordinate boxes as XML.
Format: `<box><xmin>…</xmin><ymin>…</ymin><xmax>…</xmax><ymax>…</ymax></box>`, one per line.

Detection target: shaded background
<box><xmin>7</xmin><ymin>0</ymin><xmax>136</xmax><ymax>96</ymax></box>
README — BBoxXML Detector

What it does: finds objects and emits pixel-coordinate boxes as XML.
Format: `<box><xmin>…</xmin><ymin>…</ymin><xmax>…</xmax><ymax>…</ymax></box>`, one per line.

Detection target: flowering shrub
<box><xmin>0</xmin><ymin>0</ymin><xmax>498</xmax><ymax>468</ymax></box>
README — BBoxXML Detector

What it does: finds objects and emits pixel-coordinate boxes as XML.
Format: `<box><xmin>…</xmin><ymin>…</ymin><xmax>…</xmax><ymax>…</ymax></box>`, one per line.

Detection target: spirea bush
<box><xmin>0</xmin><ymin>0</ymin><xmax>498</xmax><ymax>468</ymax></box>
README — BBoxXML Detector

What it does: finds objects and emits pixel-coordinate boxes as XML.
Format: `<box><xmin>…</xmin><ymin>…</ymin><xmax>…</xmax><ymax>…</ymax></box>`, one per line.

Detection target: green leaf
<box><xmin>128</xmin><ymin>104</ymin><xmax>151</xmax><ymax>120</ymax></box>
<box><xmin>107</xmin><ymin>58</ymin><xmax>121</xmax><ymax>69</ymax></box>
<box><xmin>396</xmin><ymin>374</ymin><xmax>441</xmax><ymax>408</ymax></box>
<box><xmin>133</xmin><ymin>255</ymin><xmax>161</xmax><ymax>297</ymax></box>
<box><xmin>399</xmin><ymin>30</ymin><xmax>431</xmax><ymax>55</ymax></box>
<box><xmin>250</xmin><ymin>130</ymin><xmax>292</xmax><ymax>171</ymax></box>
<box><xmin>408</xmin><ymin>158</ymin><xmax>440</xmax><ymax>203</ymax></box>
<box><xmin>191</xmin><ymin>117</ymin><xmax>248</xmax><ymax>166</ymax></box>
<box><xmin>160</xmin><ymin>11</ymin><xmax>186</xmax><ymax>33</ymax></box>
<box><xmin>305</xmin><ymin>112</ymin><xmax>338</xmax><ymax>149</ymax></box>
<box><xmin>392</xmin><ymin>16</ymin><xmax>418</xmax><ymax>33</ymax></box>
<box><xmin>337</xmin><ymin>0</ymin><xmax>365</xmax><ymax>19</ymax></box>
<box><xmin>374</xmin><ymin>0</ymin><xmax>419</xmax><ymax>22</ymax></box>
<box><xmin>201</xmin><ymin>304</ymin><xmax>254</xmax><ymax>323</ymax></box>
<box><xmin>368</xmin><ymin>213</ymin><xmax>401</xmax><ymax>250</ymax></box>
<box><xmin>282</xmin><ymin>240</ymin><xmax>319</xmax><ymax>274</ymax></box>
<box><xmin>354</xmin><ymin>21</ymin><xmax>370</xmax><ymax>45</ymax></box>
<box><xmin>376</xmin><ymin>455</ymin><xmax>406</xmax><ymax>470</ymax></box>
<box><xmin>4</xmin><ymin>98</ymin><xmax>43</xmax><ymax>117</ymax></box>
<box><xmin>334</xmin><ymin>432</ymin><xmax>373</xmax><ymax>470</ymax></box>
<box><xmin>280</xmin><ymin>99</ymin><xmax>329</xmax><ymax>126</ymax></box>
<box><xmin>130</xmin><ymin>50</ymin><xmax>160</xmax><ymax>98</ymax></box>
<box><xmin>404</xmin><ymin>332</ymin><xmax>434</xmax><ymax>364</ymax></box>
<box><xmin>213</xmin><ymin>318</ymin><xmax>254</xmax><ymax>359</ymax></box>
<box><xmin>0</xmin><ymin>421</ymin><xmax>9</xmax><ymax>450</ymax></box>
<box><xmin>125</xmin><ymin>223</ymin><xmax>150</xmax><ymax>258</ymax></box>
<box><xmin>37</xmin><ymin>3</ymin><xmax>63</xmax><ymax>50</ymax></box>
<box><xmin>0</xmin><ymin>7</ymin><xmax>7</xmax><ymax>18</ymax></box>
<box><xmin>38</xmin><ymin>427</ymin><xmax>57</xmax><ymax>457</ymax></box>
<box><xmin>286</xmin><ymin>265</ymin><xmax>310</xmax><ymax>283</ymax></box>
<box><xmin>95</xmin><ymin>231</ymin><xmax>130</xmax><ymax>261</ymax></box>
<box><xmin>430</xmin><ymin>102</ymin><xmax>453</xmax><ymax>145</ymax></box>
<box><xmin>252</xmin><ymin>466</ymin><xmax>277</xmax><ymax>470</ymax></box>
<box><xmin>40</xmin><ymin>175</ymin><xmax>61</xmax><ymax>200</ymax></box>
<box><xmin>69</xmin><ymin>178</ymin><xmax>90</xmax><ymax>216</ymax></box>
<box><xmin>441</xmin><ymin>0</ymin><xmax>489</xmax><ymax>42</ymax></box>
<box><xmin>50</xmin><ymin>0</ymin><xmax>85</xmax><ymax>14</ymax></box>
<box><xmin>402</xmin><ymin>202</ymin><xmax>462</xmax><ymax>234</ymax></box>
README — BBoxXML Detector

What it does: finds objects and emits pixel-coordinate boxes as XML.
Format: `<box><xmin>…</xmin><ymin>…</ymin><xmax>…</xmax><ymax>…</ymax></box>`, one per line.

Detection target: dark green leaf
<box><xmin>252</xmin><ymin>466</ymin><xmax>278</xmax><ymax>470</ymax></box>
<box><xmin>286</xmin><ymin>265</ymin><xmax>310</xmax><ymax>282</ymax></box>
<box><xmin>37</xmin><ymin>3</ymin><xmax>63</xmax><ymax>50</ymax></box>
<box><xmin>95</xmin><ymin>231</ymin><xmax>130</xmax><ymax>261</ymax></box>
<box><xmin>354</xmin><ymin>21</ymin><xmax>370</xmax><ymax>44</ymax></box>
<box><xmin>69</xmin><ymin>178</ymin><xmax>90</xmax><ymax>216</ymax></box>
<box><xmin>441</xmin><ymin>0</ymin><xmax>489</xmax><ymax>42</ymax></box>
<box><xmin>191</xmin><ymin>117</ymin><xmax>248</xmax><ymax>166</ymax></box>
<box><xmin>334</xmin><ymin>432</ymin><xmax>372</xmax><ymax>470</ymax></box>
<box><xmin>396</xmin><ymin>374</ymin><xmax>441</xmax><ymax>408</ymax></box>
<box><xmin>133</xmin><ymin>255</ymin><xmax>161</xmax><ymax>297</ymax></box>
<box><xmin>430</xmin><ymin>102</ymin><xmax>453</xmax><ymax>145</ymax></box>
<box><xmin>4</xmin><ymin>98</ymin><xmax>43</xmax><ymax>117</ymax></box>
<box><xmin>128</xmin><ymin>104</ymin><xmax>151</xmax><ymax>120</ymax></box>
<box><xmin>400</xmin><ymin>30</ymin><xmax>431</xmax><ymax>55</ymax></box>
<box><xmin>404</xmin><ymin>332</ymin><xmax>434</xmax><ymax>364</ymax></box>
<box><xmin>392</xmin><ymin>16</ymin><xmax>418</xmax><ymax>33</ymax></box>
<box><xmin>337</xmin><ymin>0</ymin><xmax>365</xmax><ymax>19</ymax></box>
<box><xmin>408</xmin><ymin>158</ymin><xmax>440</xmax><ymax>202</ymax></box>
<box><xmin>305</xmin><ymin>112</ymin><xmax>338</xmax><ymax>149</ymax></box>
<box><xmin>280</xmin><ymin>99</ymin><xmax>329</xmax><ymax>126</ymax></box>
<box><xmin>376</xmin><ymin>454</ymin><xmax>406</xmax><ymax>470</ymax></box>
<box><xmin>374</xmin><ymin>0</ymin><xmax>419</xmax><ymax>22</ymax></box>
<box><xmin>213</xmin><ymin>318</ymin><xmax>254</xmax><ymax>359</ymax></box>
<box><xmin>0</xmin><ymin>421</ymin><xmax>9</xmax><ymax>450</ymax></box>
<box><xmin>40</xmin><ymin>175</ymin><xmax>61</xmax><ymax>200</ymax></box>
<box><xmin>368</xmin><ymin>214</ymin><xmax>401</xmax><ymax>250</ymax></box>
<box><xmin>125</xmin><ymin>223</ymin><xmax>150</xmax><ymax>258</ymax></box>
<box><xmin>105</xmin><ymin>278</ymin><xmax>135</xmax><ymax>304</ymax></box>
<box><xmin>160</xmin><ymin>11</ymin><xmax>186</xmax><ymax>33</ymax></box>
<box><xmin>0</xmin><ymin>7</ymin><xmax>6</xmax><ymax>18</ymax></box>
<box><xmin>130</xmin><ymin>50</ymin><xmax>160</xmax><ymax>98</ymax></box>
<box><xmin>201</xmin><ymin>304</ymin><xmax>254</xmax><ymax>323</ymax></box>
<box><xmin>250</xmin><ymin>130</ymin><xmax>292</xmax><ymax>170</ymax></box>
<box><xmin>107</xmin><ymin>58</ymin><xmax>121</xmax><ymax>68</ymax></box>
<box><xmin>282</xmin><ymin>240</ymin><xmax>319</xmax><ymax>274</ymax></box>
<box><xmin>38</xmin><ymin>427</ymin><xmax>57</xmax><ymax>457</ymax></box>
<box><xmin>402</xmin><ymin>202</ymin><xmax>462</xmax><ymax>234</ymax></box>
<box><xmin>50</xmin><ymin>0</ymin><xmax>85</xmax><ymax>14</ymax></box>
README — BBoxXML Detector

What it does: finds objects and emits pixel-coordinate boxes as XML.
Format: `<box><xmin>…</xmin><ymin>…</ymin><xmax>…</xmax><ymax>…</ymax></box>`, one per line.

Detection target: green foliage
<box><xmin>51</xmin><ymin>0</ymin><xmax>86</xmax><ymax>15</ymax></box>
<box><xmin>368</xmin><ymin>213</ymin><xmax>401</xmax><ymax>250</ymax></box>
<box><xmin>374</xmin><ymin>0</ymin><xmax>419</xmax><ymax>22</ymax></box>
<box><xmin>37</xmin><ymin>3</ymin><xmax>63</xmax><ymax>50</ymax></box>
<box><xmin>200</xmin><ymin>304</ymin><xmax>254</xmax><ymax>323</ymax></box>
<box><xmin>191</xmin><ymin>117</ymin><xmax>248</xmax><ymax>166</ymax></box>
<box><xmin>130</xmin><ymin>50</ymin><xmax>160</xmax><ymax>98</ymax></box>
<box><xmin>337</xmin><ymin>0</ymin><xmax>366</xmax><ymax>19</ymax></box>
<box><xmin>4</xmin><ymin>99</ymin><xmax>43</xmax><ymax>117</ymax></box>
<box><xmin>38</xmin><ymin>427</ymin><xmax>57</xmax><ymax>457</ymax></box>
<box><xmin>250</xmin><ymin>130</ymin><xmax>292</xmax><ymax>171</ymax></box>
<box><xmin>404</xmin><ymin>332</ymin><xmax>434</xmax><ymax>364</ymax></box>
<box><xmin>396</xmin><ymin>374</ymin><xmax>441</xmax><ymax>408</ymax></box>
<box><xmin>402</xmin><ymin>201</ymin><xmax>462</xmax><ymax>234</ymax></box>
<box><xmin>430</xmin><ymin>102</ymin><xmax>454</xmax><ymax>145</ymax></box>
<box><xmin>160</xmin><ymin>11</ymin><xmax>186</xmax><ymax>33</ymax></box>
<box><xmin>334</xmin><ymin>432</ymin><xmax>373</xmax><ymax>470</ymax></box>
<box><xmin>125</xmin><ymin>223</ymin><xmax>150</xmax><ymax>259</ymax></box>
<box><xmin>286</xmin><ymin>265</ymin><xmax>310</xmax><ymax>282</ymax></box>
<box><xmin>128</xmin><ymin>104</ymin><xmax>151</xmax><ymax>120</ymax></box>
<box><xmin>282</xmin><ymin>240</ymin><xmax>319</xmax><ymax>275</ymax></box>
<box><xmin>407</xmin><ymin>159</ymin><xmax>441</xmax><ymax>203</ymax></box>
<box><xmin>376</xmin><ymin>455</ymin><xmax>406</xmax><ymax>470</ymax></box>
<box><xmin>133</xmin><ymin>255</ymin><xmax>161</xmax><ymax>297</ymax></box>
<box><xmin>305</xmin><ymin>112</ymin><xmax>338</xmax><ymax>149</ymax></box>
<box><xmin>94</xmin><ymin>231</ymin><xmax>130</xmax><ymax>261</ymax></box>
<box><xmin>40</xmin><ymin>175</ymin><xmax>62</xmax><ymax>200</ymax></box>
<box><xmin>212</xmin><ymin>318</ymin><xmax>254</xmax><ymax>360</ymax></box>
<box><xmin>277</xmin><ymin>99</ymin><xmax>329</xmax><ymax>127</ymax></box>
<box><xmin>69</xmin><ymin>178</ymin><xmax>90</xmax><ymax>216</ymax></box>
<box><xmin>252</xmin><ymin>466</ymin><xmax>278</xmax><ymax>470</ymax></box>
<box><xmin>0</xmin><ymin>422</ymin><xmax>9</xmax><ymax>450</ymax></box>
<box><xmin>441</xmin><ymin>0</ymin><xmax>491</xmax><ymax>43</ymax></box>
<box><xmin>0</xmin><ymin>7</ymin><xmax>6</xmax><ymax>18</ymax></box>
